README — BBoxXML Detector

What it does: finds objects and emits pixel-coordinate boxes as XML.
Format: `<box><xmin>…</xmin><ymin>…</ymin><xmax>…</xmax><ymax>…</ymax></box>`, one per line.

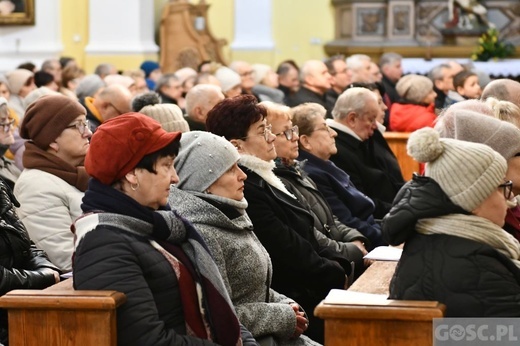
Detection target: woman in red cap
<box><xmin>72</xmin><ymin>113</ymin><xmax>256</xmax><ymax>346</ymax></box>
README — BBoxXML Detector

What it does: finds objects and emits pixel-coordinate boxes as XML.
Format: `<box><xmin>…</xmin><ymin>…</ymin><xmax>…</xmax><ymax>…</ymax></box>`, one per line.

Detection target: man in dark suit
<box><xmin>326</xmin><ymin>87</ymin><xmax>401</xmax><ymax>219</ymax></box>
<box><xmin>285</xmin><ymin>60</ymin><xmax>333</xmax><ymax>118</ymax></box>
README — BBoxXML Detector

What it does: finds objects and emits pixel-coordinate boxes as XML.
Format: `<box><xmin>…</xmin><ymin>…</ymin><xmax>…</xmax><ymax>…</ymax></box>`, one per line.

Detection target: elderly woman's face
<box><xmin>237</xmin><ymin>118</ymin><xmax>276</xmax><ymax>161</ymax></box>
<box><xmin>472</xmin><ymin>184</ymin><xmax>508</xmax><ymax>227</ymax></box>
<box><xmin>271</xmin><ymin>117</ymin><xmax>299</xmax><ymax>161</ymax></box>
<box><xmin>133</xmin><ymin>155</ymin><xmax>179</xmax><ymax>210</ymax></box>
<box><xmin>207</xmin><ymin>162</ymin><xmax>247</xmax><ymax>201</ymax></box>
<box><xmin>303</xmin><ymin>117</ymin><xmax>337</xmax><ymax>160</ymax></box>
<box><xmin>53</xmin><ymin>115</ymin><xmax>92</xmax><ymax>166</ymax></box>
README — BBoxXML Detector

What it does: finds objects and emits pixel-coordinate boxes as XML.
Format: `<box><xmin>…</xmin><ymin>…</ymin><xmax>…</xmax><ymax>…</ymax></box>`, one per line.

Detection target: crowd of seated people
<box><xmin>0</xmin><ymin>53</ymin><xmax>519</xmax><ymax>345</ymax></box>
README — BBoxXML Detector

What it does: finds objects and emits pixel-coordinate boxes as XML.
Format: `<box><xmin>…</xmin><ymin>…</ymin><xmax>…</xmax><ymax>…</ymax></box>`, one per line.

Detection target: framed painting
<box><xmin>0</xmin><ymin>0</ymin><xmax>34</xmax><ymax>25</ymax></box>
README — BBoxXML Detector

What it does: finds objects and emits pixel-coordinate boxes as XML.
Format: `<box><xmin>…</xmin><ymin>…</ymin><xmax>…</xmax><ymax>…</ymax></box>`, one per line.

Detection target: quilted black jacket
<box><xmin>383</xmin><ymin>175</ymin><xmax>520</xmax><ymax>317</ymax></box>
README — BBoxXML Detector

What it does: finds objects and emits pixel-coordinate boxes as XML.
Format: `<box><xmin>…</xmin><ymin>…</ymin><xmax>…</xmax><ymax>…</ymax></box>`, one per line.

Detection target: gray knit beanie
<box><xmin>175</xmin><ymin>131</ymin><xmax>240</xmax><ymax>193</ymax></box>
<box><xmin>396</xmin><ymin>74</ymin><xmax>434</xmax><ymax>103</ymax></box>
<box><xmin>76</xmin><ymin>74</ymin><xmax>106</xmax><ymax>100</ymax></box>
<box><xmin>139</xmin><ymin>103</ymin><xmax>189</xmax><ymax>133</ymax></box>
<box><xmin>408</xmin><ymin>127</ymin><xmax>507</xmax><ymax>212</ymax></box>
<box><xmin>435</xmin><ymin>109</ymin><xmax>520</xmax><ymax>160</ymax></box>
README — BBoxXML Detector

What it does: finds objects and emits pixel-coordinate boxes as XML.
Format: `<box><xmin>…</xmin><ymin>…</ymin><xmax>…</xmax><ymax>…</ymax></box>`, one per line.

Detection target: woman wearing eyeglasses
<box><xmin>206</xmin><ymin>95</ymin><xmax>350</xmax><ymax>344</ymax></box>
<box><xmin>384</xmin><ymin>128</ymin><xmax>520</xmax><ymax>317</ymax></box>
<box><xmin>263</xmin><ymin>102</ymin><xmax>368</xmax><ymax>279</ymax></box>
<box><xmin>14</xmin><ymin>95</ymin><xmax>91</xmax><ymax>272</ymax></box>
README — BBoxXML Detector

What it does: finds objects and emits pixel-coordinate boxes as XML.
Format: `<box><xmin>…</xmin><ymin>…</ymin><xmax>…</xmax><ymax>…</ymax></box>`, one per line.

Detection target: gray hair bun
<box><xmin>407</xmin><ymin>128</ymin><xmax>444</xmax><ymax>163</ymax></box>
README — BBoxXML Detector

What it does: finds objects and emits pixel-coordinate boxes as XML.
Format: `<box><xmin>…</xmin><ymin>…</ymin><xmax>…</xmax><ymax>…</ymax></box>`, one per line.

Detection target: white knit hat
<box><xmin>139</xmin><ymin>103</ymin><xmax>189</xmax><ymax>133</ymax></box>
<box><xmin>214</xmin><ymin>67</ymin><xmax>241</xmax><ymax>93</ymax></box>
<box><xmin>175</xmin><ymin>131</ymin><xmax>239</xmax><ymax>193</ymax></box>
<box><xmin>396</xmin><ymin>74</ymin><xmax>433</xmax><ymax>103</ymax></box>
<box><xmin>5</xmin><ymin>69</ymin><xmax>33</xmax><ymax>95</ymax></box>
<box><xmin>252</xmin><ymin>64</ymin><xmax>271</xmax><ymax>85</ymax></box>
<box><xmin>408</xmin><ymin>127</ymin><xmax>507</xmax><ymax>212</ymax></box>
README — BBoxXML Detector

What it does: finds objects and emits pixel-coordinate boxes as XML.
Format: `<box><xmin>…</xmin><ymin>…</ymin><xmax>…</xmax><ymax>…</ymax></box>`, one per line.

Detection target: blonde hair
<box><xmin>485</xmin><ymin>97</ymin><xmax>520</xmax><ymax>129</ymax></box>
<box><xmin>260</xmin><ymin>101</ymin><xmax>291</xmax><ymax>123</ymax></box>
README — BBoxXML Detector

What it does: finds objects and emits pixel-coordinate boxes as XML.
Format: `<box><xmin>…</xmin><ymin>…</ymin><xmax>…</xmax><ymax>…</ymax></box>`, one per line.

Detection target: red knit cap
<box><xmin>20</xmin><ymin>94</ymin><xmax>87</xmax><ymax>149</ymax></box>
<box><xmin>85</xmin><ymin>113</ymin><xmax>181</xmax><ymax>185</ymax></box>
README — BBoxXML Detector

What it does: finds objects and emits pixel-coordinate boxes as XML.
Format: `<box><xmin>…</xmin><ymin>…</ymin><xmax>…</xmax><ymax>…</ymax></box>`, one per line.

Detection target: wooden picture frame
<box><xmin>0</xmin><ymin>0</ymin><xmax>34</xmax><ymax>26</ymax></box>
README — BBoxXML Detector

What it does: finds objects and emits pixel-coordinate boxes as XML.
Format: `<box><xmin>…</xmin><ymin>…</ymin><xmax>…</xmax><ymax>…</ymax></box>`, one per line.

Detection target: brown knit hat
<box><xmin>139</xmin><ymin>103</ymin><xmax>189</xmax><ymax>133</ymax></box>
<box><xmin>396</xmin><ymin>74</ymin><xmax>434</xmax><ymax>103</ymax></box>
<box><xmin>21</xmin><ymin>94</ymin><xmax>87</xmax><ymax>149</ymax></box>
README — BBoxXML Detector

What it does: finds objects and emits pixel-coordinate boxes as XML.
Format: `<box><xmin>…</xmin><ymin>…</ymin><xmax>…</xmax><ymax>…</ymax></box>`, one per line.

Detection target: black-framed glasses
<box><xmin>66</xmin><ymin>120</ymin><xmax>90</xmax><ymax>135</ymax></box>
<box><xmin>240</xmin><ymin>124</ymin><xmax>273</xmax><ymax>142</ymax></box>
<box><xmin>274</xmin><ymin>125</ymin><xmax>299</xmax><ymax>141</ymax></box>
<box><xmin>0</xmin><ymin>118</ymin><xmax>14</xmax><ymax>133</ymax></box>
<box><xmin>499</xmin><ymin>180</ymin><xmax>513</xmax><ymax>200</ymax></box>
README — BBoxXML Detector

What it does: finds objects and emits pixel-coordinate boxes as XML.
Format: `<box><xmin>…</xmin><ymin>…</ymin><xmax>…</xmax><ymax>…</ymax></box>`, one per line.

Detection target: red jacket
<box><xmin>389</xmin><ymin>103</ymin><xmax>437</xmax><ymax>132</ymax></box>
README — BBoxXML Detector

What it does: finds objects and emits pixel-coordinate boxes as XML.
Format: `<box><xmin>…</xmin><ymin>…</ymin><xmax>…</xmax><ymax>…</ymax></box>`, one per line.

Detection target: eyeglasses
<box><xmin>66</xmin><ymin>120</ymin><xmax>90</xmax><ymax>135</ymax></box>
<box><xmin>240</xmin><ymin>124</ymin><xmax>273</xmax><ymax>142</ymax></box>
<box><xmin>274</xmin><ymin>125</ymin><xmax>299</xmax><ymax>141</ymax></box>
<box><xmin>499</xmin><ymin>180</ymin><xmax>513</xmax><ymax>200</ymax></box>
<box><xmin>0</xmin><ymin>118</ymin><xmax>14</xmax><ymax>133</ymax></box>
<box><xmin>313</xmin><ymin>124</ymin><xmax>333</xmax><ymax>135</ymax></box>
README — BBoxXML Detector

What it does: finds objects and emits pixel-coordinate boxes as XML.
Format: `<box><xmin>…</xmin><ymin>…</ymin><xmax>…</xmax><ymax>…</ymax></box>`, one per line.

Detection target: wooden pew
<box><xmin>315</xmin><ymin>261</ymin><xmax>446</xmax><ymax>346</ymax></box>
<box><xmin>0</xmin><ymin>279</ymin><xmax>126</xmax><ymax>346</ymax></box>
<box><xmin>383</xmin><ymin>132</ymin><xmax>421</xmax><ymax>181</ymax></box>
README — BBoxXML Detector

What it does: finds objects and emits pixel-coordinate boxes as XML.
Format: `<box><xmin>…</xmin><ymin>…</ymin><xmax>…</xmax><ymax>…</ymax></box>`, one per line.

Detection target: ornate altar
<box><xmin>326</xmin><ymin>0</ymin><xmax>520</xmax><ymax>60</ymax></box>
<box><xmin>159</xmin><ymin>0</ymin><xmax>227</xmax><ymax>73</ymax></box>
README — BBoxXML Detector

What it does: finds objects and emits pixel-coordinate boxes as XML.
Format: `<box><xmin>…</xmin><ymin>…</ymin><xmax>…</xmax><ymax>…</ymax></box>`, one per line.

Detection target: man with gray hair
<box><xmin>94</xmin><ymin>63</ymin><xmax>118</xmax><ymax>80</ymax></box>
<box><xmin>155</xmin><ymin>73</ymin><xmax>183</xmax><ymax>106</ymax></box>
<box><xmin>345</xmin><ymin>54</ymin><xmax>373</xmax><ymax>83</ymax></box>
<box><xmin>84</xmin><ymin>84</ymin><xmax>132</xmax><ymax>132</ymax></box>
<box><xmin>327</xmin><ymin>87</ymin><xmax>400</xmax><ymax>218</ymax></box>
<box><xmin>184</xmin><ymin>84</ymin><xmax>224</xmax><ymax>131</ymax></box>
<box><xmin>286</xmin><ymin>59</ymin><xmax>333</xmax><ymax>117</ymax></box>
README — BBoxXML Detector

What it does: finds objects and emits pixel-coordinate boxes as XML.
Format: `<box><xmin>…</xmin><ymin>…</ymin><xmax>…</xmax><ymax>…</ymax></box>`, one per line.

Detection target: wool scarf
<box><xmin>416</xmin><ymin>213</ymin><xmax>520</xmax><ymax>269</ymax></box>
<box><xmin>78</xmin><ymin>179</ymin><xmax>241</xmax><ymax>345</ymax></box>
<box><xmin>23</xmin><ymin>142</ymin><xmax>89</xmax><ymax>191</ymax></box>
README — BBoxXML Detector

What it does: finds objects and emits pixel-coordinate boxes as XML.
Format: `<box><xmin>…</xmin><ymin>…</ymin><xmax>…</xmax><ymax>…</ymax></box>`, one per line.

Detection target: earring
<box><xmin>131</xmin><ymin>182</ymin><xmax>140</xmax><ymax>191</ymax></box>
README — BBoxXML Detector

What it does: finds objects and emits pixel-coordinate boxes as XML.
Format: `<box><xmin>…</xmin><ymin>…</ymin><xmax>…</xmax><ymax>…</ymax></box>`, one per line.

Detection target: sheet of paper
<box><xmin>363</xmin><ymin>246</ymin><xmax>402</xmax><ymax>261</ymax></box>
<box><xmin>323</xmin><ymin>289</ymin><xmax>389</xmax><ymax>305</ymax></box>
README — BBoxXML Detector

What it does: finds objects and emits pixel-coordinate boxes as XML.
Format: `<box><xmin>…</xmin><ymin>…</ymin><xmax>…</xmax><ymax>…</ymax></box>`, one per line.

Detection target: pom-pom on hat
<box><xmin>21</xmin><ymin>94</ymin><xmax>87</xmax><ymax>149</ymax></box>
<box><xmin>85</xmin><ymin>113</ymin><xmax>181</xmax><ymax>185</ymax></box>
<box><xmin>396</xmin><ymin>74</ymin><xmax>434</xmax><ymax>104</ymax></box>
<box><xmin>407</xmin><ymin>127</ymin><xmax>506</xmax><ymax>212</ymax></box>
<box><xmin>174</xmin><ymin>131</ymin><xmax>240</xmax><ymax>193</ymax></box>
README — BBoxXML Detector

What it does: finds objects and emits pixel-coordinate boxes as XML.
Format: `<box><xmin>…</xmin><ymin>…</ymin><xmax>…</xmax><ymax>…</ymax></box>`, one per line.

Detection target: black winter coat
<box><xmin>329</xmin><ymin>128</ymin><xmax>400</xmax><ymax>219</ymax></box>
<box><xmin>274</xmin><ymin>162</ymin><xmax>366</xmax><ymax>278</ymax></box>
<box><xmin>384</xmin><ymin>175</ymin><xmax>520</xmax><ymax>317</ymax></box>
<box><xmin>0</xmin><ymin>178</ymin><xmax>59</xmax><ymax>344</ymax></box>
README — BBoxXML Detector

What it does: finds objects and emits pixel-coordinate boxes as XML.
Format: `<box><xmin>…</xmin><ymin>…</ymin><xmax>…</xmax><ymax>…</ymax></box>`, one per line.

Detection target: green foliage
<box><xmin>471</xmin><ymin>28</ymin><xmax>515</xmax><ymax>62</ymax></box>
